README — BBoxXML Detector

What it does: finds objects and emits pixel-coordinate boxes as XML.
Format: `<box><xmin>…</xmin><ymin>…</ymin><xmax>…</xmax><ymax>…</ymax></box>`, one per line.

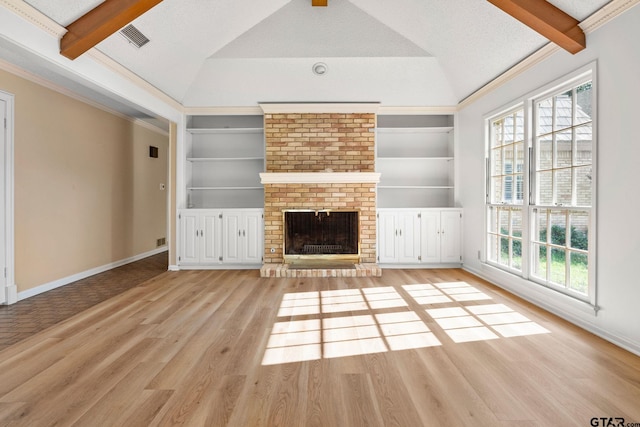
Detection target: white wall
<box><xmin>457</xmin><ymin>5</ymin><xmax>640</xmax><ymax>354</ymax></box>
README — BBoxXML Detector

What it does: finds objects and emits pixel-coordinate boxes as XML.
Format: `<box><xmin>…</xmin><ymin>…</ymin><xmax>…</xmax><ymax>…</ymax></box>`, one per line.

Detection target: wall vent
<box><xmin>157</xmin><ymin>237</ymin><xmax>166</xmax><ymax>247</ymax></box>
<box><xmin>119</xmin><ymin>24</ymin><xmax>150</xmax><ymax>48</ymax></box>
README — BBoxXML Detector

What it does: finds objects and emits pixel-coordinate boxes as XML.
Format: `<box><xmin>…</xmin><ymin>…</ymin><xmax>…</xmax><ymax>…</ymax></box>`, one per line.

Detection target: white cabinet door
<box><xmin>421</xmin><ymin>211</ymin><xmax>441</xmax><ymax>264</ymax></box>
<box><xmin>377</xmin><ymin>210</ymin><xmax>420</xmax><ymax>263</ymax></box>
<box><xmin>397</xmin><ymin>211</ymin><xmax>421</xmax><ymax>263</ymax></box>
<box><xmin>419</xmin><ymin>209</ymin><xmax>462</xmax><ymax>264</ymax></box>
<box><xmin>201</xmin><ymin>212</ymin><xmax>220</xmax><ymax>264</ymax></box>
<box><xmin>222</xmin><ymin>209</ymin><xmax>263</xmax><ymax>264</ymax></box>
<box><xmin>378</xmin><ymin>211</ymin><xmax>398</xmax><ymax>263</ymax></box>
<box><xmin>222</xmin><ymin>211</ymin><xmax>243</xmax><ymax>263</ymax></box>
<box><xmin>180</xmin><ymin>210</ymin><xmax>221</xmax><ymax>265</ymax></box>
<box><xmin>440</xmin><ymin>210</ymin><xmax>462</xmax><ymax>263</ymax></box>
<box><xmin>180</xmin><ymin>211</ymin><xmax>201</xmax><ymax>265</ymax></box>
<box><xmin>243</xmin><ymin>211</ymin><xmax>263</xmax><ymax>264</ymax></box>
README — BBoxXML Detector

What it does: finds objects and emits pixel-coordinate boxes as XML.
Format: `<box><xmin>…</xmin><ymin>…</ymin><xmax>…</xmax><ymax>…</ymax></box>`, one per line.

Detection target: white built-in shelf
<box><xmin>376</xmin><ymin>114</ymin><xmax>455</xmax><ymax>208</ymax></box>
<box><xmin>185</xmin><ymin>115</ymin><xmax>265</xmax><ymax>209</ymax></box>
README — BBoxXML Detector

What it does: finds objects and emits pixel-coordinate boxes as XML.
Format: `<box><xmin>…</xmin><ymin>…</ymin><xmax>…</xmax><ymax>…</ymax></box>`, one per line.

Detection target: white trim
<box><xmin>464</xmin><ymin>263</ymin><xmax>640</xmax><ymax>356</ymax></box>
<box><xmin>0</xmin><ymin>0</ymin><xmax>65</xmax><ymax>38</ymax></box>
<box><xmin>260</xmin><ymin>172</ymin><xmax>381</xmax><ymax>184</ymax></box>
<box><xmin>16</xmin><ymin>247</ymin><xmax>168</xmax><ymax>301</ymax></box>
<box><xmin>259</xmin><ymin>103</ymin><xmax>380</xmax><ymax>114</ymax></box>
<box><xmin>168</xmin><ymin>264</ymin><xmax>180</xmax><ymax>271</ymax></box>
<box><xmin>0</xmin><ymin>90</ymin><xmax>16</xmax><ymax>305</ymax></box>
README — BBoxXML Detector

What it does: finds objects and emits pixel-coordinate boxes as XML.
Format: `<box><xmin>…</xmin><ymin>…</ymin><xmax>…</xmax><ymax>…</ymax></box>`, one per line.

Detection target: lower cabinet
<box><xmin>378</xmin><ymin>208</ymin><xmax>462</xmax><ymax>266</ymax></box>
<box><xmin>179</xmin><ymin>208</ymin><xmax>263</xmax><ymax>267</ymax></box>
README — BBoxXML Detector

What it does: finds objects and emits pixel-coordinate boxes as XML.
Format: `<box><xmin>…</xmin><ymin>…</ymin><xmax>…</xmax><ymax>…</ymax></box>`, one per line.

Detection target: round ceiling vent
<box><xmin>312</xmin><ymin>62</ymin><xmax>328</xmax><ymax>76</ymax></box>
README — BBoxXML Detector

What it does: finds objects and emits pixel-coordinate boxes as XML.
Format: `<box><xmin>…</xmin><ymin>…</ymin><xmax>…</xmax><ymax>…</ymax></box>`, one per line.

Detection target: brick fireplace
<box><xmin>259</xmin><ymin>103</ymin><xmax>381</xmax><ymax>277</ymax></box>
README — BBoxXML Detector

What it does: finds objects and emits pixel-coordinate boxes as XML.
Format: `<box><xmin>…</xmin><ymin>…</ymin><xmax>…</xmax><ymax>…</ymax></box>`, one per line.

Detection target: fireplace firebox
<box><xmin>284</xmin><ymin>210</ymin><xmax>359</xmax><ymax>262</ymax></box>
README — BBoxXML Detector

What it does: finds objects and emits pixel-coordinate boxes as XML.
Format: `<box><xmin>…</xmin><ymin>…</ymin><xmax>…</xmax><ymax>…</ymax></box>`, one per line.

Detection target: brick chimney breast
<box><xmin>261</xmin><ymin>105</ymin><xmax>379</xmax><ymax>265</ymax></box>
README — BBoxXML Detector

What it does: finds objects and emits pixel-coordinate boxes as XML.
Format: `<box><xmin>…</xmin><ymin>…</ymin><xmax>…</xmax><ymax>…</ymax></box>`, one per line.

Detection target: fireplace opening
<box><xmin>284</xmin><ymin>210</ymin><xmax>359</xmax><ymax>261</ymax></box>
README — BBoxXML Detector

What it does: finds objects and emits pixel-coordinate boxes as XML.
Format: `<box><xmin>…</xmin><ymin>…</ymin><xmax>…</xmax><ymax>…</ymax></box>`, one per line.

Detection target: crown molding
<box><xmin>580</xmin><ymin>0</ymin><xmax>640</xmax><ymax>33</ymax></box>
<box><xmin>458</xmin><ymin>0</ymin><xmax>639</xmax><ymax>110</ymax></box>
<box><xmin>0</xmin><ymin>0</ymin><xmax>65</xmax><ymax>37</ymax></box>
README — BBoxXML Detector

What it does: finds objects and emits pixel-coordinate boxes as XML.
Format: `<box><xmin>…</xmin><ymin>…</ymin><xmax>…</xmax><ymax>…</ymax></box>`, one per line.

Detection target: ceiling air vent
<box><xmin>119</xmin><ymin>24</ymin><xmax>150</xmax><ymax>48</ymax></box>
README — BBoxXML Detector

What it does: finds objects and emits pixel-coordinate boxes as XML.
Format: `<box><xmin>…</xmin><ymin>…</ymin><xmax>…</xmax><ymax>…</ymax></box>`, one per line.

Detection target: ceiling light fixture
<box><xmin>312</xmin><ymin>62</ymin><xmax>328</xmax><ymax>76</ymax></box>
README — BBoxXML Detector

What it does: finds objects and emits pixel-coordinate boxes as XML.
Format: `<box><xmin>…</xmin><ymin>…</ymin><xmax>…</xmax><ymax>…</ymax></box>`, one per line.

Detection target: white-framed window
<box><xmin>485</xmin><ymin>66</ymin><xmax>596</xmax><ymax>304</ymax></box>
<box><xmin>486</xmin><ymin>108</ymin><xmax>525</xmax><ymax>273</ymax></box>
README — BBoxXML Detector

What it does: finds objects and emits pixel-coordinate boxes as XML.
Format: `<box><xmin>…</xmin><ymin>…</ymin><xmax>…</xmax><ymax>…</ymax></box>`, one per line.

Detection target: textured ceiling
<box><xmin>17</xmin><ymin>0</ymin><xmax>613</xmax><ymax>107</ymax></box>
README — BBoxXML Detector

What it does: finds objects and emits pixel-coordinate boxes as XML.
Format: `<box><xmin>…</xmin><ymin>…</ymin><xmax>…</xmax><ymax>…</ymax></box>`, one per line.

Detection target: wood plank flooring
<box><xmin>0</xmin><ymin>268</ymin><xmax>639</xmax><ymax>426</ymax></box>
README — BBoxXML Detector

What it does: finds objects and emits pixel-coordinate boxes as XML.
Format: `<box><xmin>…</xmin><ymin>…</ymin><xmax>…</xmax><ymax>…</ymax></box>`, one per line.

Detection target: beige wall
<box><xmin>0</xmin><ymin>68</ymin><xmax>169</xmax><ymax>292</ymax></box>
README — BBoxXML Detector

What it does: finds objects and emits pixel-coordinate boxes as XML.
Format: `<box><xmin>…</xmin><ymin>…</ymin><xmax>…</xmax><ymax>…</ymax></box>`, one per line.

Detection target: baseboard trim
<box><xmin>16</xmin><ymin>247</ymin><xmax>168</xmax><ymax>302</ymax></box>
<box><xmin>463</xmin><ymin>264</ymin><xmax>640</xmax><ymax>357</ymax></box>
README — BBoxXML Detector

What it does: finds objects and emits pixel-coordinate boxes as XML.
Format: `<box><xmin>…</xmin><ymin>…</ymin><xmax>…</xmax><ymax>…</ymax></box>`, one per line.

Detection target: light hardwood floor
<box><xmin>0</xmin><ymin>268</ymin><xmax>638</xmax><ymax>426</ymax></box>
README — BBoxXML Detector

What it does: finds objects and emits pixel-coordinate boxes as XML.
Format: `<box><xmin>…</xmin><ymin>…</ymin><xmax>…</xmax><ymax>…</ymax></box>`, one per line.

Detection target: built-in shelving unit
<box><xmin>185</xmin><ymin>115</ymin><xmax>264</xmax><ymax>209</ymax></box>
<box><xmin>376</xmin><ymin>114</ymin><xmax>455</xmax><ymax>208</ymax></box>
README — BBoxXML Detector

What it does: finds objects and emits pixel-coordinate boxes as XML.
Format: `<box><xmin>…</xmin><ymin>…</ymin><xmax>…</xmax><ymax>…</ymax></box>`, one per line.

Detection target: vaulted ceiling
<box><xmin>3</xmin><ymin>0</ymin><xmax>613</xmax><ymax>111</ymax></box>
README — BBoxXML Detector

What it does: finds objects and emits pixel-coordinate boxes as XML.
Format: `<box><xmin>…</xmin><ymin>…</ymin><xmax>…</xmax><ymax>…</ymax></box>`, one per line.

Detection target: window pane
<box><xmin>555</xmin><ymin>130</ymin><xmax>573</xmax><ymax>168</ymax></box>
<box><xmin>537</xmin><ymin>171</ymin><xmax>553</xmax><ymax>205</ymax></box>
<box><xmin>575</xmin><ymin>166</ymin><xmax>592</xmax><ymax>206</ymax></box>
<box><xmin>499</xmin><ymin>209</ymin><xmax>510</xmax><ymax>235</ymax></box>
<box><xmin>515</xmin><ymin>110</ymin><xmax>524</xmax><ymax>142</ymax></box>
<box><xmin>570</xmin><ymin>212</ymin><xmax>589</xmax><ymax>250</ymax></box>
<box><xmin>532</xmin><ymin>243</ymin><xmax>547</xmax><ymax>280</ymax></box>
<box><xmin>491</xmin><ymin>147</ymin><xmax>502</xmax><ymax>176</ymax></box>
<box><xmin>550</xmin><ymin>248</ymin><xmax>567</xmax><ymax>285</ymax></box>
<box><xmin>534</xmin><ymin>209</ymin><xmax>548</xmax><ymax>242</ymax></box>
<box><xmin>500</xmin><ymin>237</ymin><xmax>509</xmax><ymax>265</ymax></box>
<box><xmin>487</xmin><ymin>206</ymin><xmax>498</xmax><ymax>233</ymax></box>
<box><xmin>537</xmin><ymin>98</ymin><xmax>553</xmax><ymax>135</ymax></box>
<box><xmin>554</xmin><ymin>169</ymin><xmax>573</xmax><ymax>205</ymax></box>
<box><xmin>492</xmin><ymin>177</ymin><xmax>503</xmax><ymax>203</ymax></box>
<box><xmin>503</xmin><ymin>115</ymin><xmax>515</xmax><ymax>143</ymax></box>
<box><xmin>575</xmin><ymin>82</ymin><xmax>593</xmax><ymax>125</ymax></box>
<box><xmin>554</xmin><ymin>89</ymin><xmax>573</xmax><ymax>131</ymax></box>
<box><xmin>549</xmin><ymin>211</ymin><xmax>567</xmax><ymax>246</ymax></box>
<box><xmin>512</xmin><ymin>238</ymin><xmax>522</xmax><ymax>270</ymax></box>
<box><xmin>511</xmin><ymin>209</ymin><xmax>522</xmax><ymax>238</ymax></box>
<box><xmin>575</xmin><ymin>123</ymin><xmax>592</xmax><ymax>166</ymax></box>
<box><xmin>492</xmin><ymin>121</ymin><xmax>503</xmax><ymax>147</ymax></box>
<box><xmin>538</xmin><ymin>135</ymin><xmax>553</xmax><ymax>170</ymax></box>
<box><xmin>570</xmin><ymin>251</ymin><xmax>588</xmax><ymax>294</ymax></box>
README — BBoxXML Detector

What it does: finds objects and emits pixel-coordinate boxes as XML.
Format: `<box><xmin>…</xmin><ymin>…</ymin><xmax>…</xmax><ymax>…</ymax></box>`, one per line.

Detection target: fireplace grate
<box><xmin>303</xmin><ymin>244</ymin><xmax>342</xmax><ymax>254</ymax></box>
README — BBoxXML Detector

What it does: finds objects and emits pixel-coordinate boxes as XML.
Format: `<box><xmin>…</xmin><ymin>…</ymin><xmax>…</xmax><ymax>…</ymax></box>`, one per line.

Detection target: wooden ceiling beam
<box><xmin>312</xmin><ymin>0</ymin><xmax>328</xmax><ymax>6</ymax></box>
<box><xmin>61</xmin><ymin>0</ymin><xmax>163</xmax><ymax>60</ymax></box>
<box><xmin>487</xmin><ymin>0</ymin><xmax>586</xmax><ymax>54</ymax></box>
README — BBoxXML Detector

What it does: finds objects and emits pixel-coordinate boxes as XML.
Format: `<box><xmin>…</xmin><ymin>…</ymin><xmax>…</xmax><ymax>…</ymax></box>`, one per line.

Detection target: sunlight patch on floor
<box><xmin>262</xmin><ymin>281</ymin><xmax>551</xmax><ymax>365</ymax></box>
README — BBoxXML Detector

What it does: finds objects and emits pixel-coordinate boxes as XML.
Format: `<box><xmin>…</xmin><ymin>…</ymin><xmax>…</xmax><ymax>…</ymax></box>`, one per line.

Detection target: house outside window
<box><xmin>485</xmin><ymin>70</ymin><xmax>595</xmax><ymax>304</ymax></box>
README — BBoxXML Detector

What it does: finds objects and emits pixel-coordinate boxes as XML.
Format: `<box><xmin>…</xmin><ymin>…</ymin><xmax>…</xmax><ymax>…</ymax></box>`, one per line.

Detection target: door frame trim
<box><xmin>1</xmin><ymin>90</ymin><xmax>16</xmax><ymax>304</ymax></box>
